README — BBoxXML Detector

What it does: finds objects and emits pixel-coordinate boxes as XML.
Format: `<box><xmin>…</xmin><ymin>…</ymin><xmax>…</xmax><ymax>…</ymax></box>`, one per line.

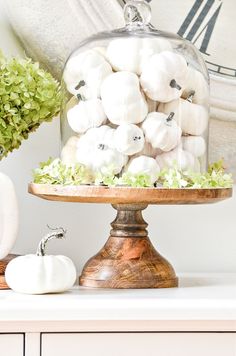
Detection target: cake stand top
<box><xmin>28</xmin><ymin>184</ymin><xmax>232</xmax><ymax>205</ymax></box>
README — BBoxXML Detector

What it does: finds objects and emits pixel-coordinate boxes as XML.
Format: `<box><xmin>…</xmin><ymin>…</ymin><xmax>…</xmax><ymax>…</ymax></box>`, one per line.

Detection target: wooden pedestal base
<box><xmin>79</xmin><ymin>204</ymin><xmax>178</xmax><ymax>289</ymax></box>
<box><xmin>0</xmin><ymin>254</ymin><xmax>18</xmax><ymax>289</ymax></box>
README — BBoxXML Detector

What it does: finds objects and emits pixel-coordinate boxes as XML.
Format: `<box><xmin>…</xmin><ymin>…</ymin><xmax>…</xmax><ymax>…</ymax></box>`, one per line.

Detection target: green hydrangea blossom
<box><xmin>33</xmin><ymin>158</ymin><xmax>93</xmax><ymax>185</ymax></box>
<box><xmin>0</xmin><ymin>52</ymin><xmax>61</xmax><ymax>159</ymax></box>
<box><xmin>32</xmin><ymin>158</ymin><xmax>233</xmax><ymax>189</ymax></box>
<box><xmin>116</xmin><ymin>172</ymin><xmax>153</xmax><ymax>188</ymax></box>
<box><xmin>159</xmin><ymin>166</ymin><xmax>233</xmax><ymax>189</ymax></box>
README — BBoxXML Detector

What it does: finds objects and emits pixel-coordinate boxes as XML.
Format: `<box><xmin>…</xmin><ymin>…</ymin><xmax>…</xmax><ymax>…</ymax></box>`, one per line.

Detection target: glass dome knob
<box><xmin>124</xmin><ymin>0</ymin><xmax>151</xmax><ymax>27</ymax></box>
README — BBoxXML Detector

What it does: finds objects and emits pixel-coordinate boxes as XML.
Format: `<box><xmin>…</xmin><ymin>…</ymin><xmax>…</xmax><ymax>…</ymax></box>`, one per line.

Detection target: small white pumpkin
<box><xmin>140</xmin><ymin>51</ymin><xmax>188</xmax><ymax>102</ymax></box>
<box><xmin>5</xmin><ymin>228</ymin><xmax>76</xmax><ymax>294</ymax></box>
<box><xmin>182</xmin><ymin>67</ymin><xmax>209</xmax><ymax>105</ymax></box>
<box><xmin>101</xmin><ymin>71</ymin><xmax>148</xmax><ymax>125</ymax></box>
<box><xmin>61</xmin><ymin>136</ymin><xmax>80</xmax><ymax>165</ymax></box>
<box><xmin>156</xmin><ymin>147</ymin><xmax>199</xmax><ymax>171</ymax></box>
<box><xmin>0</xmin><ymin>173</ymin><xmax>18</xmax><ymax>260</ymax></box>
<box><xmin>67</xmin><ymin>98</ymin><xmax>107</xmax><ymax>134</ymax></box>
<box><xmin>158</xmin><ymin>93</ymin><xmax>208</xmax><ymax>136</ymax></box>
<box><xmin>126</xmin><ymin>155</ymin><xmax>160</xmax><ymax>184</ymax></box>
<box><xmin>106</xmin><ymin>37</ymin><xmax>172</xmax><ymax>75</ymax></box>
<box><xmin>142</xmin><ymin>112</ymin><xmax>182</xmax><ymax>152</ymax></box>
<box><xmin>114</xmin><ymin>123</ymin><xmax>145</xmax><ymax>155</ymax></box>
<box><xmin>76</xmin><ymin>126</ymin><xmax>127</xmax><ymax>174</ymax></box>
<box><xmin>181</xmin><ymin>136</ymin><xmax>206</xmax><ymax>158</ymax></box>
<box><xmin>63</xmin><ymin>49</ymin><xmax>112</xmax><ymax>96</ymax></box>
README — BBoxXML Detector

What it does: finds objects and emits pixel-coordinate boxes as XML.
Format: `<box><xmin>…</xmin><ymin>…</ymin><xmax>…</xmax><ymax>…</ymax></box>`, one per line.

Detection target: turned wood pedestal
<box><xmin>79</xmin><ymin>204</ymin><xmax>178</xmax><ymax>288</ymax></box>
<box><xmin>28</xmin><ymin>184</ymin><xmax>232</xmax><ymax>289</ymax></box>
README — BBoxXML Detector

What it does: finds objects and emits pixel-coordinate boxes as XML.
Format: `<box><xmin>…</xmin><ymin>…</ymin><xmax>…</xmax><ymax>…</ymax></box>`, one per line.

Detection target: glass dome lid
<box><xmin>61</xmin><ymin>0</ymin><xmax>210</xmax><ymax>184</ymax></box>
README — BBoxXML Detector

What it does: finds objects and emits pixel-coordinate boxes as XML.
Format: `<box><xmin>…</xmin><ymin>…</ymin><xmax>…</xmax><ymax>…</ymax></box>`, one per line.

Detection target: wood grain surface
<box><xmin>0</xmin><ymin>254</ymin><xmax>18</xmax><ymax>289</ymax></box>
<box><xmin>28</xmin><ymin>184</ymin><xmax>232</xmax><ymax>205</ymax></box>
<box><xmin>79</xmin><ymin>204</ymin><xmax>178</xmax><ymax>289</ymax></box>
<box><xmin>0</xmin><ymin>276</ymin><xmax>8</xmax><ymax>290</ymax></box>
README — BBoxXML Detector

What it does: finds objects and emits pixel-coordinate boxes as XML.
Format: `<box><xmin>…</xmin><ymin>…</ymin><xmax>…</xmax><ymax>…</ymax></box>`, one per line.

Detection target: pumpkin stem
<box><xmin>170</xmin><ymin>79</ymin><xmax>181</xmax><ymax>91</ymax></box>
<box><xmin>76</xmin><ymin>93</ymin><xmax>86</xmax><ymax>101</ymax></box>
<box><xmin>75</xmin><ymin>80</ymin><xmax>86</xmax><ymax>101</ymax></box>
<box><xmin>166</xmin><ymin>112</ymin><xmax>175</xmax><ymax>124</ymax></box>
<box><xmin>186</xmin><ymin>90</ymin><xmax>195</xmax><ymax>103</ymax></box>
<box><xmin>75</xmin><ymin>80</ymin><xmax>85</xmax><ymax>91</ymax></box>
<box><xmin>97</xmin><ymin>143</ymin><xmax>107</xmax><ymax>150</ymax></box>
<box><xmin>36</xmin><ymin>226</ymin><xmax>66</xmax><ymax>256</ymax></box>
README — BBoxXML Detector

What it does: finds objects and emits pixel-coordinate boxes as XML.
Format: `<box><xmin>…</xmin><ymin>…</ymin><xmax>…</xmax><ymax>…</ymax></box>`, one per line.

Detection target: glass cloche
<box><xmin>60</xmin><ymin>0</ymin><xmax>209</xmax><ymax>185</ymax></box>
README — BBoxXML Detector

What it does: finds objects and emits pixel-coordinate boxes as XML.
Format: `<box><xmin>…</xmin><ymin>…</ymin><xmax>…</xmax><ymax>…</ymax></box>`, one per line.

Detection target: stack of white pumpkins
<box><xmin>62</xmin><ymin>37</ymin><xmax>209</xmax><ymax>185</ymax></box>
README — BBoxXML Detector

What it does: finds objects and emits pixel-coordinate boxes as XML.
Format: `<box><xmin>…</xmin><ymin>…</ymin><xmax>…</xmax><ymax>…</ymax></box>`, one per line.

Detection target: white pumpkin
<box><xmin>101</xmin><ymin>71</ymin><xmax>148</xmax><ymax>125</ymax></box>
<box><xmin>156</xmin><ymin>147</ymin><xmax>199</xmax><ymax>171</ymax></box>
<box><xmin>106</xmin><ymin>37</ymin><xmax>172</xmax><ymax>75</ymax></box>
<box><xmin>0</xmin><ymin>173</ymin><xmax>18</xmax><ymax>260</ymax></box>
<box><xmin>158</xmin><ymin>95</ymin><xmax>208</xmax><ymax>136</ymax></box>
<box><xmin>61</xmin><ymin>136</ymin><xmax>80</xmax><ymax>165</ymax></box>
<box><xmin>126</xmin><ymin>155</ymin><xmax>160</xmax><ymax>184</ymax></box>
<box><xmin>140</xmin><ymin>51</ymin><xmax>188</xmax><ymax>102</ymax></box>
<box><xmin>76</xmin><ymin>126</ymin><xmax>127</xmax><ymax>174</ymax></box>
<box><xmin>5</xmin><ymin>228</ymin><xmax>76</xmax><ymax>294</ymax></box>
<box><xmin>63</xmin><ymin>49</ymin><xmax>112</xmax><ymax>96</ymax></box>
<box><xmin>67</xmin><ymin>98</ymin><xmax>107</xmax><ymax>134</ymax></box>
<box><xmin>142</xmin><ymin>112</ymin><xmax>182</xmax><ymax>152</ymax></box>
<box><xmin>114</xmin><ymin>123</ymin><xmax>145</xmax><ymax>155</ymax></box>
<box><xmin>181</xmin><ymin>136</ymin><xmax>206</xmax><ymax>158</ymax></box>
<box><xmin>182</xmin><ymin>67</ymin><xmax>209</xmax><ymax>105</ymax></box>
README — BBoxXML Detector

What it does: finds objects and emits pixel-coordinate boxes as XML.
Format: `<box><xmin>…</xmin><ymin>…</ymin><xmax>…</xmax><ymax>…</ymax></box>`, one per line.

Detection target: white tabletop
<box><xmin>0</xmin><ymin>274</ymin><xmax>236</xmax><ymax>322</ymax></box>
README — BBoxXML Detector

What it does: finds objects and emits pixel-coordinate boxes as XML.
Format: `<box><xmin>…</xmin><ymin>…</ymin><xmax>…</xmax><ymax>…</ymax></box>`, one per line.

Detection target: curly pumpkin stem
<box><xmin>36</xmin><ymin>226</ymin><xmax>66</xmax><ymax>256</ymax></box>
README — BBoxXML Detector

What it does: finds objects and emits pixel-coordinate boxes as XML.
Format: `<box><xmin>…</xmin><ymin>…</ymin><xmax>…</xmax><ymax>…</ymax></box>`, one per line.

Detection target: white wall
<box><xmin>1</xmin><ymin>2</ymin><xmax>236</xmax><ymax>275</ymax></box>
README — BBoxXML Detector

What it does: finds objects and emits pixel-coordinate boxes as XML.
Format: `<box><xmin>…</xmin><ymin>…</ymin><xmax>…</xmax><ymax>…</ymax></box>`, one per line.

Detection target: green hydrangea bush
<box><xmin>33</xmin><ymin>158</ymin><xmax>233</xmax><ymax>189</ymax></box>
<box><xmin>0</xmin><ymin>52</ymin><xmax>61</xmax><ymax>159</ymax></box>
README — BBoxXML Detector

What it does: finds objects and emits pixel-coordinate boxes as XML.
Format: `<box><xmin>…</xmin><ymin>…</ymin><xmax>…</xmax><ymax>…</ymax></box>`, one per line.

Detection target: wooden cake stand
<box><xmin>29</xmin><ymin>184</ymin><xmax>232</xmax><ymax>289</ymax></box>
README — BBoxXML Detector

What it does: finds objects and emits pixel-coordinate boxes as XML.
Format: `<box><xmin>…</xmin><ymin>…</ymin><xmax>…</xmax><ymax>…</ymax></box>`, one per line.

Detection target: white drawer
<box><xmin>0</xmin><ymin>334</ymin><xmax>24</xmax><ymax>356</ymax></box>
<box><xmin>42</xmin><ymin>332</ymin><xmax>236</xmax><ymax>356</ymax></box>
